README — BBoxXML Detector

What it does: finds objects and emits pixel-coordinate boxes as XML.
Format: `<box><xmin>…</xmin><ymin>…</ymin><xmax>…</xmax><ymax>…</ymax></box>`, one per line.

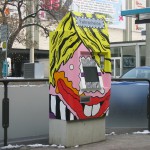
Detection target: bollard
<box><xmin>2</xmin><ymin>98</ymin><xmax>9</xmax><ymax>146</ymax></box>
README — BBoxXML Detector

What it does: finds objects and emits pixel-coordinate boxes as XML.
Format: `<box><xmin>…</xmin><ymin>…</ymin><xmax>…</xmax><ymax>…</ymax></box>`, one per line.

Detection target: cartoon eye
<box><xmin>70</xmin><ymin>64</ymin><xmax>74</xmax><ymax>70</ymax></box>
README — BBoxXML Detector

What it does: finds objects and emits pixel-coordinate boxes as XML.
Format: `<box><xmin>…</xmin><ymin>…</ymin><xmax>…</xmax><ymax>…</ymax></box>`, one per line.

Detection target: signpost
<box><xmin>1</xmin><ymin>25</ymin><xmax>9</xmax><ymax>42</ymax></box>
<box><xmin>1</xmin><ymin>24</ymin><xmax>9</xmax><ymax>78</ymax></box>
<box><xmin>1</xmin><ymin>41</ymin><xmax>7</xmax><ymax>52</ymax></box>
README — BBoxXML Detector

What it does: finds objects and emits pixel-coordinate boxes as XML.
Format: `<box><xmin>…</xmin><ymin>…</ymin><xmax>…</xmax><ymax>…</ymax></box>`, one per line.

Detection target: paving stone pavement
<box><xmin>1</xmin><ymin>129</ymin><xmax>150</xmax><ymax>150</ymax></box>
<box><xmin>1</xmin><ymin>133</ymin><xmax>150</xmax><ymax>150</ymax></box>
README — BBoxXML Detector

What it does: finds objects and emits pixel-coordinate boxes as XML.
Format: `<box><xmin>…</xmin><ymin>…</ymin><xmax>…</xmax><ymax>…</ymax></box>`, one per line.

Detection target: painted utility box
<box><xmin>49</xmin><ymin>11</ymin><xmax>111</xmax><ymax>146</ymax></box>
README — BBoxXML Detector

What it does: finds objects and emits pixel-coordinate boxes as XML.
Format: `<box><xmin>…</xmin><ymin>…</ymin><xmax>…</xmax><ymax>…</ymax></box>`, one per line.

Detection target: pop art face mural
<box><xmin>49</xmin><ymin>12</ymin><xmax>111</xmax><ymax>121</ymax></box>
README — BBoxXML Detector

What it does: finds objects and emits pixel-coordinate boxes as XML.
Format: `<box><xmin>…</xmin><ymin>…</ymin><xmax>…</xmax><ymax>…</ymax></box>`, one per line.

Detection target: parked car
<box><xmin>121</xmin><ymin>66</ymin><xmax>150</xmax><ymax>79</ymax></box>
<box><xmin>106</xmin><ymin>66</ymin><xmax>150</xmax><ymax>130</ymax></box>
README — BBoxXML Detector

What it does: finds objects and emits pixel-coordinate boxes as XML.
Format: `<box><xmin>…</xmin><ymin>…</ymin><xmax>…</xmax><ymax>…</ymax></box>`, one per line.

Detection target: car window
<box><xmin>136</xmin><ymin>70</ymin><xmax>145</xmax><ymax>78</ymax></box>
<box><xmin>121</xmin><ymin>69</ymin><xmax>137</xmax><ymax>78</ymax></box>
<box><xmin>122</xmin><ymin>68</ymin><xmax>150</xmax><ymax>79</ymax></box>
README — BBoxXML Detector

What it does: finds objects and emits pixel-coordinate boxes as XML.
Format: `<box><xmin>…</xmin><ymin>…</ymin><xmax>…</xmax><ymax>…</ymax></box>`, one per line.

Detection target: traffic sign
<box><xmin>1</xmin><ymin>41</ymin><xmax>7</xmax><ymax>52</ymax></box>
<box><xmin>1</xmin><ymin>25</ymin><xmax>9</xmax><ymax>42</ymax></box>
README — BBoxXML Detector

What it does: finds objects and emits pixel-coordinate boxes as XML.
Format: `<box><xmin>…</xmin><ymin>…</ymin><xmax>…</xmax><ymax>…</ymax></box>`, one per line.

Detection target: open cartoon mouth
<box><xmin>54</xmin><ymin>72</ymin><xmax>110</xmax><ymax>120</ymax></box>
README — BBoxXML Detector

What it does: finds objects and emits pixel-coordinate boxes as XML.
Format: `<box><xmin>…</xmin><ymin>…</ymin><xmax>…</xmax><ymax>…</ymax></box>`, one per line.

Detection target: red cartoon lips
<box><xmin>54</xmin><ymin>72</ymin><xmax>110</xmax><ymax>120</ymax></box>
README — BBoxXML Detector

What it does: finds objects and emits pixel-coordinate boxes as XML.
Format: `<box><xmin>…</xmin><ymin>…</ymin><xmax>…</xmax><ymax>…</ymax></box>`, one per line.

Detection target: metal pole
<box><xmin>2</xmin><ymin>81</ymin><xmax>9</xmax><ymax>146</ymax></box>
<box><xmin>145</xmin><ymin>1</ymin><xmax>150</xmax><ymax>130</ymax></box>
<box><xmin>5</xmin><ymin>24</ymin><xmax>9</xmax><ymax>78</ymax></box>
<box><xmin>146</xmin><ymin>1</ymin><xmax>150</xmax><ymax>65</ymax></box>
<box><xmin>29</xmin><ymin>0</ymin><xmax>34</xmax><ymax>63</ymax></box>
<box><xmin>5</xmin><ymin>46</ymin><xmax>7</xmax><ymax>78</ymax></box>
<box><xmin>148</xmin><ymin>82</ymin><xmax>150</xmax><ymax>131</ymax></box>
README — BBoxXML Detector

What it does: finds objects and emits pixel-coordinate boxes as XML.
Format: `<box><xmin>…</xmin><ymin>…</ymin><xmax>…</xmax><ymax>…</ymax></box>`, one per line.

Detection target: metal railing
<box><xmin>1</xmin><ymin>78</ymin><xmax>150</xmax><ymax>146</ymax></box>
<box><xmin>0</xmin><ymin>78</ymin><xmax>49</xmax><ymax>146</ymax></box>
<box><xmin>112</xmin><ymin>78</ymin><xmax>150</xmax><ymax>132</ymax></box>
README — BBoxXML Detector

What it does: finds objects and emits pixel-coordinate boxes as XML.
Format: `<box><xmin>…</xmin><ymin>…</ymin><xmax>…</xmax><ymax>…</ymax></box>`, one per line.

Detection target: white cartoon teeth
<box><xmin>70</xmin><ymin>113</ymin><xmax>74</xmax><ymax>120</ymax></box>
<box><xmin>51</xmin><ymin>95</ymin><xmax>104</xmax><ymax>119</ymax></box>
<box><xmin>92</xmin><ymin>103</ymin><xmax>100</xmax><ymax>116</ymax></box>
<box><xmin>84</xmin><ymin>105</ymin><xmax>92</xmax><ymax>117</ymax></box>
<box><xmin>84</xmin><ymin>103</ymin><xmax>101</xmax><ymax>117</ymax></box>
<box><xmin>60</xmin><ymin>101</ymin><xmax>66</xmax><ymax>120</ymax></box>
<box><xmin>51</xmin><ymin>95</ymin><xmax>56</xmax><ymax>115</ymax></box>
<box><xmin>51</xmin><ymin>95</ymin><xmax>77</xmax><ymax>120</ymax></box>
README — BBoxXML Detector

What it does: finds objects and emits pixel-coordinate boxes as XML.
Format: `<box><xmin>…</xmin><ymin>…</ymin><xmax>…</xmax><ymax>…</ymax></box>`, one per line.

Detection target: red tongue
<box><xmin>58</xmin><ymin>79</ymin><xmax>85</xmax><ymax>119</ymax></box>
<box><xmin>57</xmin><ymin>79</ymin><xmax>110</xmax><ymax>120</ymax></box>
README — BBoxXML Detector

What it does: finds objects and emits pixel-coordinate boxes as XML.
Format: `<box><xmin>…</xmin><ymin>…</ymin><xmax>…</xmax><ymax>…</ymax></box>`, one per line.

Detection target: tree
<box><xmin>0</xmin><ymin>0</ymin><xmax>73</xmax><ymax>78</ymax></box>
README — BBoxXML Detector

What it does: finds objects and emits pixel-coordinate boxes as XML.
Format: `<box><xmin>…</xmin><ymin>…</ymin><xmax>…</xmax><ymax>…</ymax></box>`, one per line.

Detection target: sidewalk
<box><xmin>1</xmin><ymin>132</ymin><xmax>150</xmax><ymax>150</ymax></box>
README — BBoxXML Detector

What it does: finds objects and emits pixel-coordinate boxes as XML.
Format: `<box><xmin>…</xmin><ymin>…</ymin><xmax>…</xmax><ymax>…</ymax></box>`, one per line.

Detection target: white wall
<box><xmin>109</xmin><ymin>28</ymin><xmax>124</xmax><ymax>42</ymax></box>
<box><xmin>36</xmin><ymin>59</ymin><xmax>49</xmax><ymax>78</ymax></box>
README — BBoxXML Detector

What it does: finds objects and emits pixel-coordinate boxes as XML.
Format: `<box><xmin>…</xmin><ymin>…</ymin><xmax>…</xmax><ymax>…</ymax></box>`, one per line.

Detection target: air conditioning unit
<box><xmin>24</xmin><ymin>63</ymin><xmax>44</xmax><ymax>78</ymax></box>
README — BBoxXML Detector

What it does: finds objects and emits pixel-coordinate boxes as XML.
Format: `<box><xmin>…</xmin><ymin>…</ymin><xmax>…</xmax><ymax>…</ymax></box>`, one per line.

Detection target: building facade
<box><xmin>0</xmin><ymin>0</ymin><xmax>147</xmax><ymax>77</ymax></box>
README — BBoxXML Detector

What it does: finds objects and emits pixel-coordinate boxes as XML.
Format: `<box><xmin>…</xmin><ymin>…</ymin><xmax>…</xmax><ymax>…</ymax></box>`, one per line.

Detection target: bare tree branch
<box><xmin>0</xmin><ymin>0</ymin><xmax>73</xmax><ymax>77</ymax></box>
<box><xmin>22</xmin><ymin>23</ymin><xmax>49</xmax><ymax>37</ymax></box>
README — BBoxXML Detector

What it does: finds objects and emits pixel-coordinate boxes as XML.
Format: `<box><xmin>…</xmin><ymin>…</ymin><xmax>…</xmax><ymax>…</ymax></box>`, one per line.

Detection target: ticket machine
<box><xmin>49</xmin><ymin>11</ymin><xmax>111</xmax><ymax>147</ymax></box>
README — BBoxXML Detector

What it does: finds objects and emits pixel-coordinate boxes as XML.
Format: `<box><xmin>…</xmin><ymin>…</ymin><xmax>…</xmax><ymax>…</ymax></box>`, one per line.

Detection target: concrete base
<box><xmin>49</xmin><ymin>117</ymin><xmax>106</xmax><ymax>147</ymax></box>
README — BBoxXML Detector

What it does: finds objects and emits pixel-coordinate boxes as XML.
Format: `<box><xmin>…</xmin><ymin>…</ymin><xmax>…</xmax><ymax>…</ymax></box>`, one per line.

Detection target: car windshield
<box><xmin>121</xmin><ymin>67</ymin><xmax>150</xmax><ymax>79</ymax></box>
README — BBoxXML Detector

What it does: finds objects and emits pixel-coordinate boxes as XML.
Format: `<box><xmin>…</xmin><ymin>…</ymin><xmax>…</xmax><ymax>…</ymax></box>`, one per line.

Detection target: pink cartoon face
<box><xmin>49</xmin><ymin>44</ymin><xmax>111</xmax><ymax>120</ymax></box>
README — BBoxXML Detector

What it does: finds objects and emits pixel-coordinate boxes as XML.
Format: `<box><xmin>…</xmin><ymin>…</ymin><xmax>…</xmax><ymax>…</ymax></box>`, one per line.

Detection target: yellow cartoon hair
<box><xmin>49</xmin><ymin>12</ymin><xmax>111</xmax><ymax>86</ymax></box>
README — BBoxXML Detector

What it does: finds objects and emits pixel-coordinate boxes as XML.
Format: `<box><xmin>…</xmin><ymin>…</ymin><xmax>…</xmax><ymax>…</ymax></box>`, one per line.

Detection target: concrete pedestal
<box><xmin>49</xmin><ymin>117</ymin><xmax>105</xmax><ymax>147</ymax></box>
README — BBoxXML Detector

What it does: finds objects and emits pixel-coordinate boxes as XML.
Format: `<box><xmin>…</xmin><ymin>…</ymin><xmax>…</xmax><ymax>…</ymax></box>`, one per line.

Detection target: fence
<box><xmin>0</xmin><ymin>78</ymin><xmax>49</xmax><ymax>146</ymax></box>
<box><xmin>108</xmin><ymin>78</ymin><xmax>150</xmax><ymax>131</ymax></box>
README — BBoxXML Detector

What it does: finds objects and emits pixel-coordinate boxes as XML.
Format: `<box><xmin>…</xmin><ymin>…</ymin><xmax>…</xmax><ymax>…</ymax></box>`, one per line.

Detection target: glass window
<box><xmin>122</xmin><ymin>46</ymin><xmax>136</xmax><ymax>74</ymax></box>
<box><xmin>111</xmin><ymin>47</ymin><xmax>121</xmax><ymax>57</ymax></box>
<box><xmin>140</xmin><ymin>45</ymin><xmax>146</xmax><ymax>66</ymax></box>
